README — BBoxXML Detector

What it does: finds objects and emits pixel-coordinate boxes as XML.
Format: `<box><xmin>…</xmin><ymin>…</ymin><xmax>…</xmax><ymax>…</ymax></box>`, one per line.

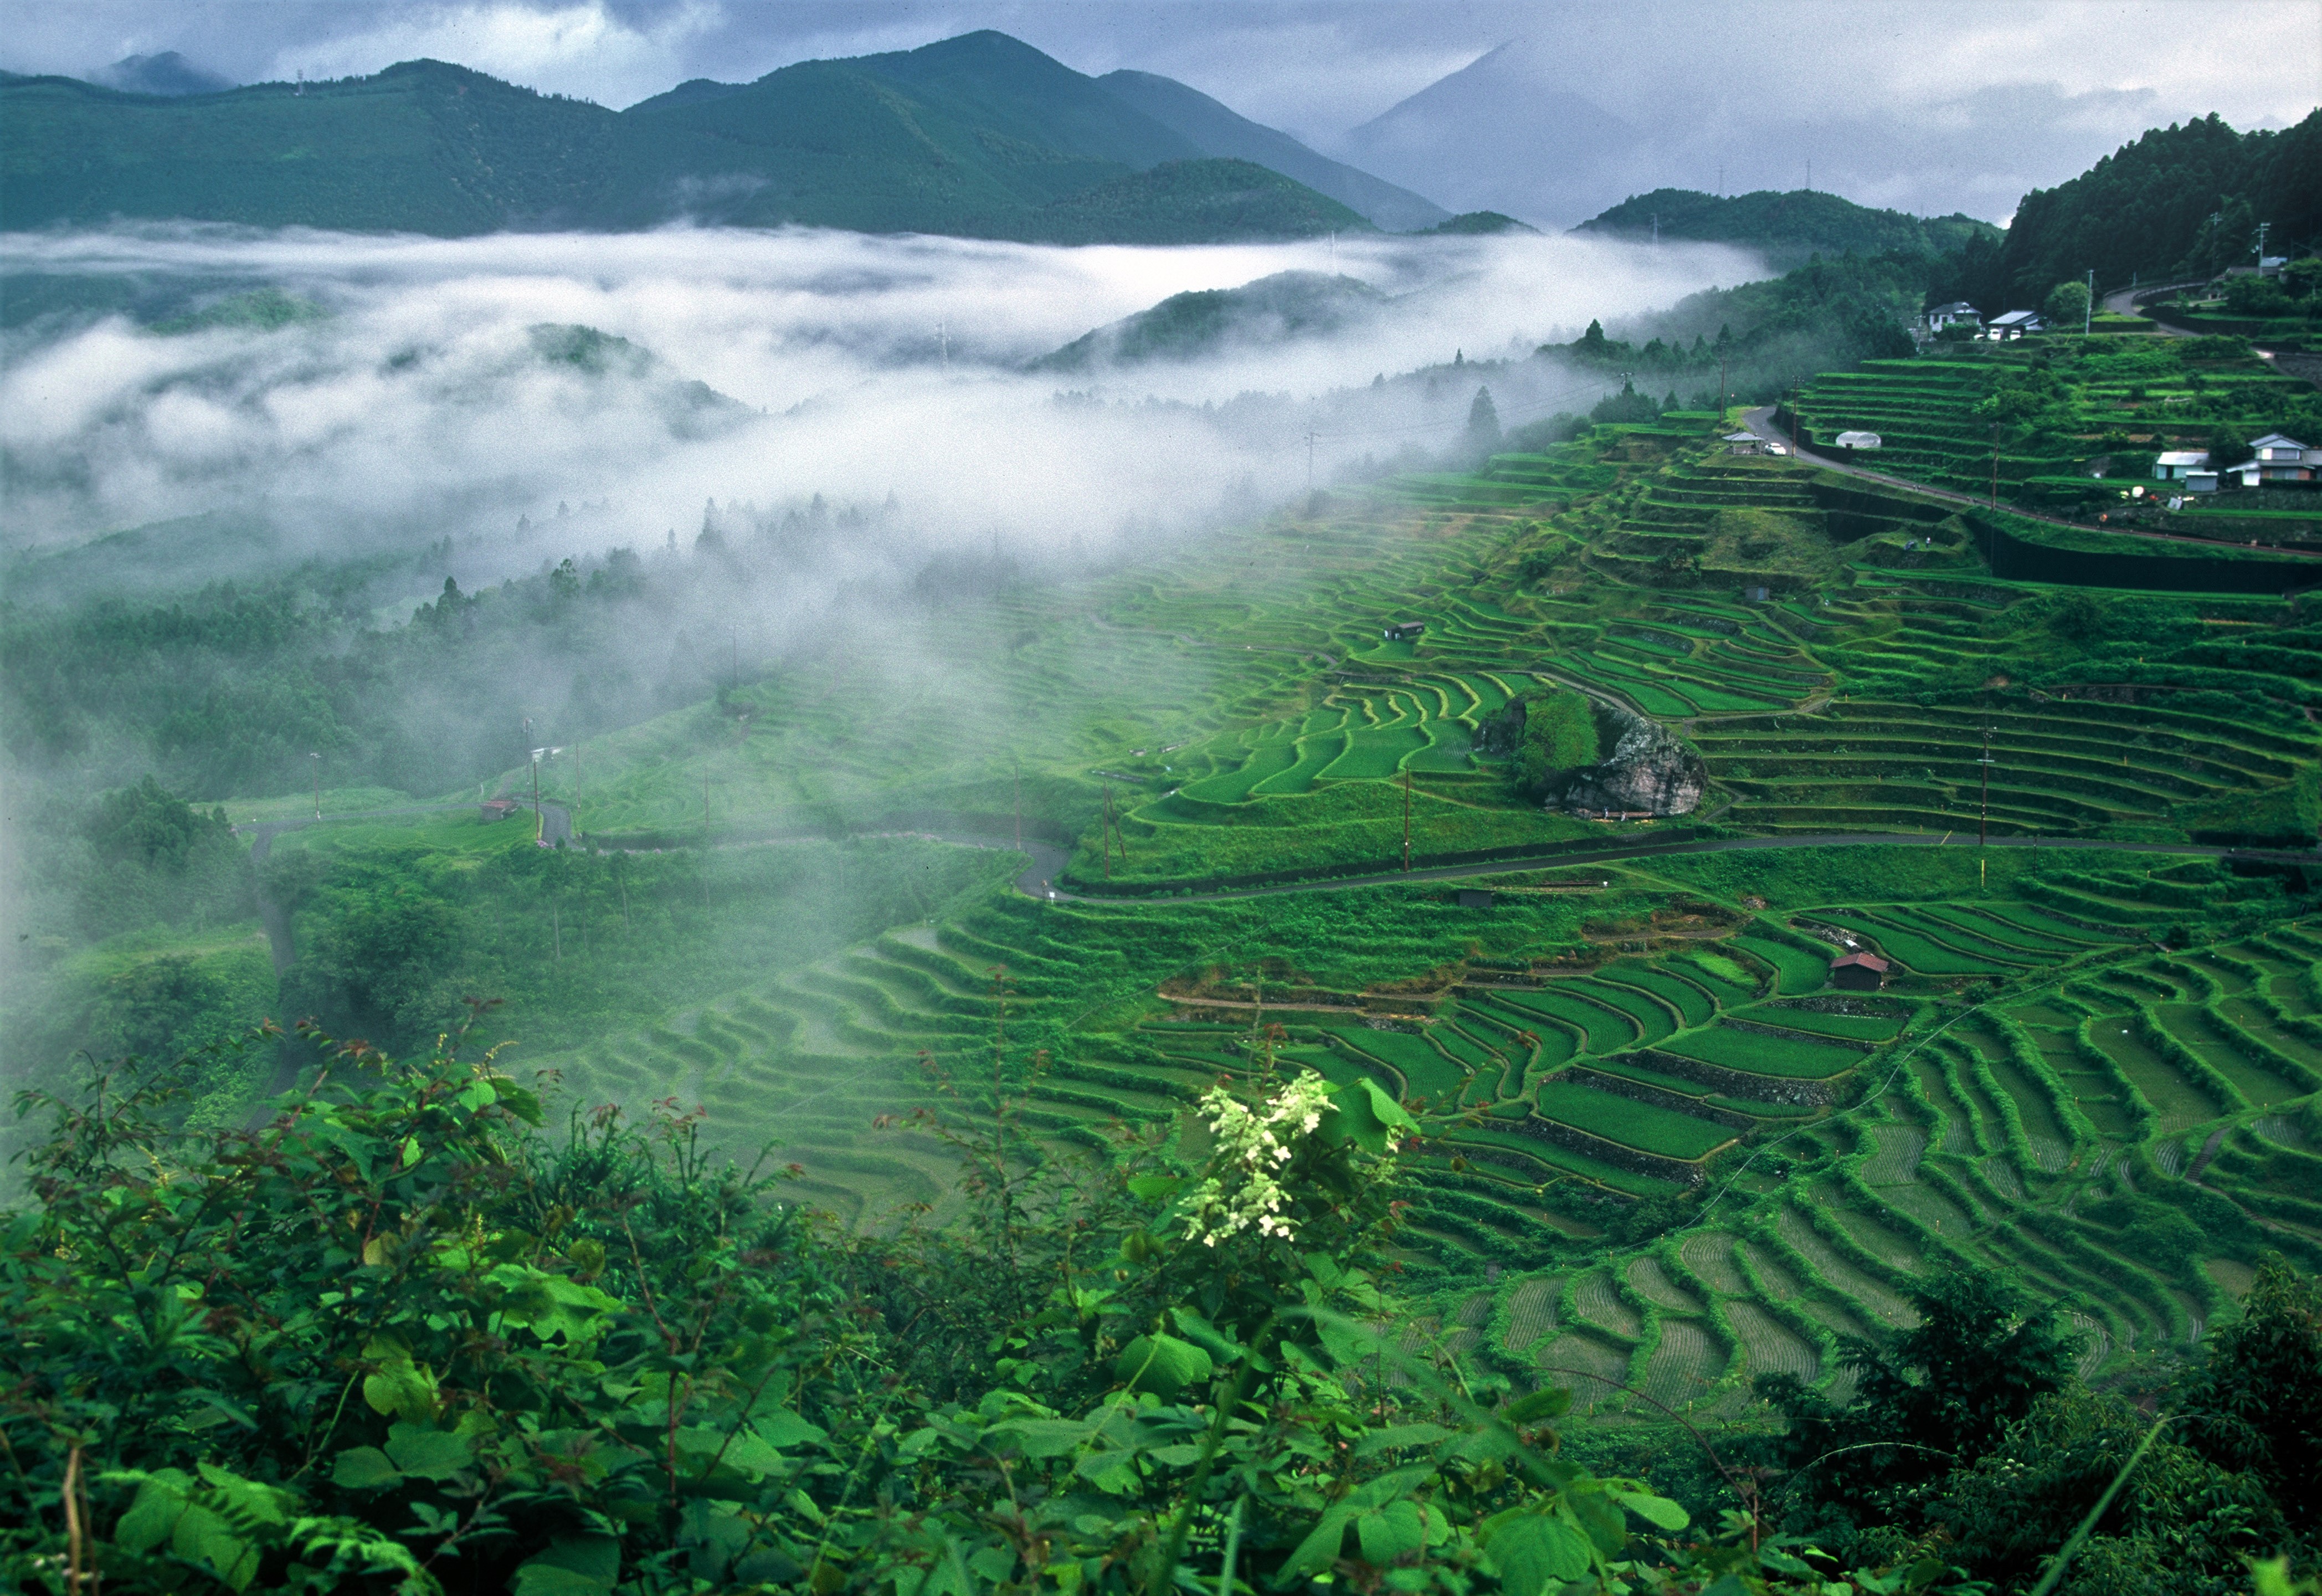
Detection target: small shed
<box><xmin>1724</xmin><ymin>430</ymin><xmax>1768</xmax><ymax>455</ymax></box>
<box><xmin>1834</xmin><ymin>430</ymin><xmax>1882</xmax><ymax>450</ymax></box>
<box><xmin>1987</xmin><ymin>310</ymin><xmax>2045</xmax><ymax>339</ymax></box>
<box><xmin>1382</xmin><ymin>622</ymin><xmax>1426</xmax><ymax>642</ymax></box>
<box><xmin>2153</xmin><ymin>450</ymin><xmax>2210</xmax><ymax>481</ymax></box>
<box><xmin>1456</xmin><ymin>889</ymin><xmax>1494</xmax><ymax>909</ymax></box>
<box><xmin>480</xmin><ymin>798</ymin><xmax>524</xmax><ymax>823</ymax></box>
<box><xmin>1830</xmin><ymin>951</ymin><xmax>1889</xmax><ymax>991</ymax></box>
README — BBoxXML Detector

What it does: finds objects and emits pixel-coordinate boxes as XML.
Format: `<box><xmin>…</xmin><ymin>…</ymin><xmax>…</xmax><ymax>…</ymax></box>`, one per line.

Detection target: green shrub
<box><xmin>1513</xmin><ymin>689</ymin><xmax>1600</xmax><ymax>798</ymax></box>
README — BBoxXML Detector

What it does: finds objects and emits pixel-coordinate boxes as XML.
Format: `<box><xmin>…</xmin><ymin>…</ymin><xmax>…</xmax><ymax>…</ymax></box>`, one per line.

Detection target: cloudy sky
<box><xmin>3</xmin><ymin>1</ymin><xmax>2317</xmax><ymax>222</ymax></box>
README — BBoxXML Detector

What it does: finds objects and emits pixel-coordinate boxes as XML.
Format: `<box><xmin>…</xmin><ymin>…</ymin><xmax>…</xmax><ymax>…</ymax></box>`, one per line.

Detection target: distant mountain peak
<box><xmin>96</xmin><ymin>50</ymin><xmax>234</xmax><ymax>97</ymax></box>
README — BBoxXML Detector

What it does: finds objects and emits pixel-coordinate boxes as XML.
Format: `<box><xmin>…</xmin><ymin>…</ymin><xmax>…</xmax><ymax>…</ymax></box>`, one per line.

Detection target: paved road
<box><xmin>1741</xmin><ymin>405</ymin><xmax>2322</xmax><ymax>562</ymax></box>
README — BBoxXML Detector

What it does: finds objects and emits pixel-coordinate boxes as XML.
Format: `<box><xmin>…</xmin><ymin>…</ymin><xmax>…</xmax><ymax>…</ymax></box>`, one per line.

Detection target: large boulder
<box><xmin>1555</xmin><ymin>705</ymin><xmax>1706</xmax><ymax>816</ymax></box>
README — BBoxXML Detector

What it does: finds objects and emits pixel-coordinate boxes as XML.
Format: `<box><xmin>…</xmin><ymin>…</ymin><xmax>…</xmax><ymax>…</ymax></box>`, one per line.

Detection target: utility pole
<box><xmin>1100</xmin><ymin>782</ymin><xmax>1113</xmax><ymax>880</ymax></box>
<box><xmin>1014</xmin><ymin>764</ymin><xmax>1022</xmax><ymax>854</ymax></box>
<box><xmin>1989</xmin><ymin>423</ymin><xmax>2000</xmax><ymax>511</ymax></box>
<box><xmin>1978</xmin><ymin>724</ymin><xmax>1995</xmax><ymax>846</ymax></box>
<box><xmin>1401</xmin><ymin>767</ymin><xmax>1412</xmax><ymax>871</ymax></box>
<box><xmin>1304</xmin><ymin>429</ymin><xmax>1319</xmax><ymax>496</ymax></box>
<box><xmin>532</xmin><ymin>751</ymin><xmax>542</xmax><ymax>840</ymax></box>
<box><xmin>1719</xmin><ymin>352</ymin><xmax>1729</xmax><ymax>418</ymax></box>
<box><xmin>2084</xmin><ymin>268</ymin><xmax>2094</xmax><ymax>335</ymax></box>
<box><xmin>703</xmin><ymin>773</ymin><xmax>712</xmax><ymax>910</ymax></box>
<box><xmin>310</xmin><ymin>751</ymin><xmax>320</xmax><ymax>820</ymax></box>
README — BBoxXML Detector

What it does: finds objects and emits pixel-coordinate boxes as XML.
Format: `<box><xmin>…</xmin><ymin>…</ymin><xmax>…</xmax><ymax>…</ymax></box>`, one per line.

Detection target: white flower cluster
<box><xmin>1180</xmin><ymin>1074</ymin><xmax>1337</xmax><ymax>1248</ymax></box>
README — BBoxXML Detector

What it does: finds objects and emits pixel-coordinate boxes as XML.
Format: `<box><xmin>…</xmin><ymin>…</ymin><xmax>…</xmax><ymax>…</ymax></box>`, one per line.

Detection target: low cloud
<box><xmin>2</xmin><ymin>222</ymin><xmax>1753</xmax><ymax>583</ymax></box>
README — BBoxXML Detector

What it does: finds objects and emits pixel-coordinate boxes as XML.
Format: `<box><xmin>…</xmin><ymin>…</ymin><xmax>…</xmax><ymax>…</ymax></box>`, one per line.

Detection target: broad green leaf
<box><xmin>1114</xmin><ymin>1332</ymin><xmax>1212</xmax><ymax>1398</ymax></box>
<box><xmin>1486</xmin><ymin>1513</ymin><xmax>1592</xmax><ymax>1596</ymax></box>
<box><xmin>330</xmin><ymin>1446</ymin><xmax>401</xmax><ymax>1490</ymax></box>
<box><xmin>360</xmin><ymin>1335</ymin><xmax>438</xmax><ymax>1423</ymax></box>
<box><xmin>384</xmin><ymin>1421</ymin><xmax>474</xmax><ymax>1481</ymax></box>
<box><xmin>1354</xmin><ymin>1423</ymin><xmax>1453</xmax><ymax>1457</ymax></box>
<box><xmin>1127</xmin><ymin>1174</ymin><xmax>1181</xmax><ymax>1202</ymax></box>
<box><xmin>752</xmin><ymin>1406</ymin><xmax>826</xmax><ymax>1449</ymax></box>
<box><xmin>455</xmin><ymin>1080</ymin><xmax>497</xmax><ymax>1112</ymax></box>
<box><xmin>1504</xmin><ymin>1387</ymin><xmax>1571</xmax><ymax>1425</ymax></box>
<box><xmin>1355</xmin><ymin>1499</ymin><xmax>1427</xmax><ymax>1566</ymax></box>
<box><xmin>512</xmin><ymin>1533</ymin><xmax>621</xmax><ymax>1595</ymax></box>
<box><xmin>1610</xmin><ymin>1488</ymin><xmax>1689</xmax><ymax>1532</ymax></box>
<box><xmin>1168</xmin><ymin>1306</ymin><xmax>1245</xmax><ymax>1364</ymax></box>
<box><xmin>1321</xmin><ymin>1077</ymin><xmax>1419</xmax><ymax>1154</ymax></box>
<box><xmin>112</xmin><ymin>1467</ymin><xmax>269</xmax><ymax>1593</ymax></box>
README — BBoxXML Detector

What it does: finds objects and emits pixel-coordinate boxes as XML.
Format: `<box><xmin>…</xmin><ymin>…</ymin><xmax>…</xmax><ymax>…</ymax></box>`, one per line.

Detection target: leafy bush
<box><xmin>1513</xmin><ymin>690</ymin><xmax>1600</xmax><ymax>799</ymax></box>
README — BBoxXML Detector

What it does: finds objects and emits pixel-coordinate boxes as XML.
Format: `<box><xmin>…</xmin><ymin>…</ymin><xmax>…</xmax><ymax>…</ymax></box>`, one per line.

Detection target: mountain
<box><xmin>1576</xmin><ymin>188</ymin><xmax>2000</xmax><ymax>270</ymax></box>
<box><xmin>1095</xmin><ymin>69</ymin><xmax>1448</xmax><ymax>231</ymax></box>
<box><xmin>96</xmin><ymin>51</ymin><xmax>234</xmax><ymax>96</ymax></box>
<box><xmin>1336</xmin><ymin>42</ymin><xmax>1643</xmax><ymax>227</ymax></box>
<box><xmin>0</xmin><ymin>32</ymin><xmax>1373</xmax><ymax>245</ymax></box>
<box><xmin>1963</xmin><ymin>108</ymin><xmax>2322</xmax><ymax>306</ymax></box>
<box><xmin>1032</xmin><ymin>269</ymin><xmax>1386</xmax><ymax>370</ymax></box>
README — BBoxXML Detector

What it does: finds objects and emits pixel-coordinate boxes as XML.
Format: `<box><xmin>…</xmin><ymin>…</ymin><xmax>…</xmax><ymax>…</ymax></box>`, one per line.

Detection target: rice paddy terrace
<box><xmin>1786</xmin><ymin>333</ymin><xmax>2322</xmax><ymax>536</ymax></box>
<box><xmin>517</xmin><ymin>383</ymin><xmax>2322</xmax><ymax>1427</ymax></box>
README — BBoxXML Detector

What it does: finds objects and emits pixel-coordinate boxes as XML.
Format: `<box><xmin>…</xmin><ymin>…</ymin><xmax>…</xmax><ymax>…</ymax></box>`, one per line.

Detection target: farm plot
<box><xmin>1533</xmin><ymin>1078</ymin><xmax>1737</xmax><ymax>1159</ymax></box>
<box><xmin>1658</xmin><ymin>1023</ymin><xmax>1869</xmax><ymax>1080</ymax></box>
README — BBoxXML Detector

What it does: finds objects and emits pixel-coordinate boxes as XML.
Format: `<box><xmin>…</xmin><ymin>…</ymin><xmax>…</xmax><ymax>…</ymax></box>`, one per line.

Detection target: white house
<box><xmin>2154</xmin><ymin>450</ymin><xmax>2210</xmax><ymax>481</ymax></box>
<box><xmin>2249</xmin><ymin>433</ymin><xmax>2316</xmax><ymax>483</ymax></box>
<box><xmin>1923</xmin><ymin>301</ymin><xmax>1980</xmax><ymax>333</ymax></box>
<box><xmin>1834</xmin><ymin>430</ymin><xmax>1883</xmax><ymax>449</ymax></box>
<box><xmin>1987</xmin><ymin>310</ymin><xmax>2046</xmax><ymax>338</ymax></box>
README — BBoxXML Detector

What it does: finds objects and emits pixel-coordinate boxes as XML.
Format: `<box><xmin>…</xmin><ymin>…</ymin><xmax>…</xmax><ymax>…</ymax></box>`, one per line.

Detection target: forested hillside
<box><xmin>1577</xmin><ymin>187</ymin><xmax>1999</xmax><ymax>269</ymax></box>
<box><xmin>1942</xmin><ymin>108</ymin><xmax>2321</xmax><ymax>309</ymax></box>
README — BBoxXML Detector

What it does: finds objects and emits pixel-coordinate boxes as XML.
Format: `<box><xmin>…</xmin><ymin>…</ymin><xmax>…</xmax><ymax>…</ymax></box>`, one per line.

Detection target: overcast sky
<box><xmin>4</xmin><ymin>0</ymin><xmax>2316</xmax><ymax>222</ymax></box>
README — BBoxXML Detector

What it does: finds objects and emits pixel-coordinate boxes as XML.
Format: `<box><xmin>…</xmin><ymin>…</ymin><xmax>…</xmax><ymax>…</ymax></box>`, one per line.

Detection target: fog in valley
<box><xmin>3</xmin><ymin>224</ymin><xmax>1753</xmax><ymax>609</ymax></box>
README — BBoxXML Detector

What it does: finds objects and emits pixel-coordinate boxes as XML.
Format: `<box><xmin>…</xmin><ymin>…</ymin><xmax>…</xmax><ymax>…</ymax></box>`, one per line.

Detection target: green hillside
<box><xmin>1944</xmin><ymin>107</ymin><xmax>2322</xmax><ymax>309</ymax></box>
<box><xmin>1576</xmin><ymin>187</ymin><xmax>2000</xmax><ymax>268</ymax></box>
<box><xmin>0</xmin><ymin>33</ymin><xmax>1363</xmax><ymax>244</ymax></box>
<box><xmin>1033</xmin><ymin>268</ymin><xmax>1385</xmax><ymax>369</ymax></box>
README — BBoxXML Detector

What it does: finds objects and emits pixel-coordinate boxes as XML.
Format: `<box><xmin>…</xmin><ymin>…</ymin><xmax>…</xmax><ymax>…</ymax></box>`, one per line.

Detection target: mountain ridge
<box><xmin>0</xmin><ymin>31</ymin><xmax>1436</xmax><ymax>244</ymax></box>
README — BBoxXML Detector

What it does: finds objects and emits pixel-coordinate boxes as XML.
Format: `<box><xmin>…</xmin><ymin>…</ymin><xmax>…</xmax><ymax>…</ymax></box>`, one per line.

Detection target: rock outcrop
<box><xmin>1555</xmin><ymin>704</ymin><xmax>1706</xmax><ymax>816</ymax></box>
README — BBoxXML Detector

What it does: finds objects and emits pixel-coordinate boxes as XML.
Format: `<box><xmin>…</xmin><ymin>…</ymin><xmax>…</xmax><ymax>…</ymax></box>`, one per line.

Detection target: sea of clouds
<box><xmin>1</xmin><ymin>223</ymin><xmax>1756</xmax><ymax>583</ymax></box>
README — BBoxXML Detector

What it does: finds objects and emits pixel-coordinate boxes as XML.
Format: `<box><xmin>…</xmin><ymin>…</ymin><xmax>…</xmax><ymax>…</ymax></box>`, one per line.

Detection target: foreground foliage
<box><xmin>0</xmin><ymin>1021</ymin><xmax>2059</xmax><ymax>1595</ymax></box>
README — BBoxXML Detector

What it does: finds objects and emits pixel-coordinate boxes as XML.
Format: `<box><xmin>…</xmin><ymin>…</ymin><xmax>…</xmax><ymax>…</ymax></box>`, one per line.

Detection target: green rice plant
<box><xmin>1986</xmin><ymin>1009</ymin><xmax>2102</xmax><ymax>1149</ymax></box>
<box><xmin>1492</xmin><ymin>986</ymin><xmax>1639</xmax><ymax>1054</ymax></box>
<box><xmin>1818</xmin><ymin>912</ymin><xmax>2027</xmax><ymax>976</ymax></box>
<box><xmin>1729</xmin><ymin>934</ymin><xmax>1831</xmax><ymax>995</ymax></box>
<box><xmin>2198</xmin><ymin>1000</ymin><xmax>2322</xmax><ymax>1094</ymax></box>
<box><xmin>1658</xmin><ymin>1022</ymin><xmax>1867</xmax><ymax>1080</ymax></box>
<box><xmin>1729</xmin><ymin>1002</ymin><xmax>1906</xmax><ymax>1041</ymax></box>
<box><xmin>2072</xmin><ymin>1015</ymin><xmax>2163</xmax><ymax>1142</ymax></box>
<box><xmin>1533</xmin><ymin>1079</ymin><xmax>1736</xmax><ymax>1159</ymax></box>
<box><xmin>1603</xmin><ymin>963</ymin><xmax>1716</xmax><ymax>1027</ymax></box>
<box><xmin>1494</xmin><ymin>1272</ymin><xmax>1563</xmax><ymax>1356</ymax></box>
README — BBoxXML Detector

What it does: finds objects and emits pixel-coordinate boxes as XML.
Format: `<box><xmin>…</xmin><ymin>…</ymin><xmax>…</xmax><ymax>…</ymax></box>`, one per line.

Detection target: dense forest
<box><xmin>1938</xmin><ymin>109</ymin><xmax>2321</xmax><ymax>311</ymax></box>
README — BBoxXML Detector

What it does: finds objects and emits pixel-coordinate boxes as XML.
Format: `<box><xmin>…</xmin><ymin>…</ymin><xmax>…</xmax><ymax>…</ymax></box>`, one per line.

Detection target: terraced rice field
<box><xmin>529</xmin><ymin>396</ymin><xmax>2322</xmax><ymax>1439</ymax></box>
